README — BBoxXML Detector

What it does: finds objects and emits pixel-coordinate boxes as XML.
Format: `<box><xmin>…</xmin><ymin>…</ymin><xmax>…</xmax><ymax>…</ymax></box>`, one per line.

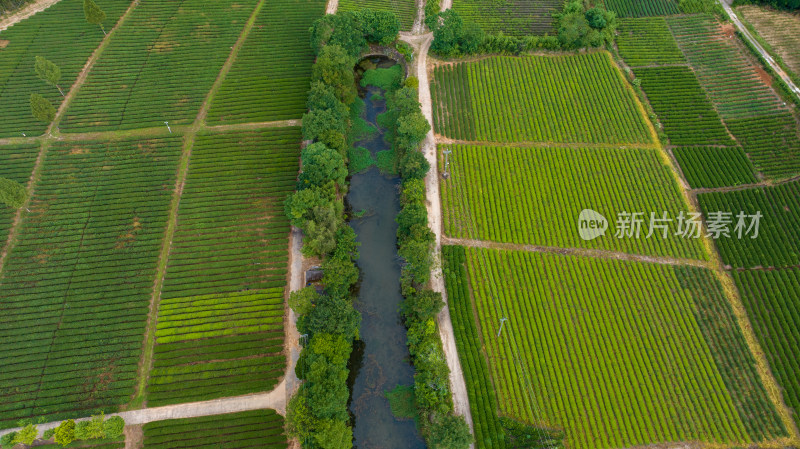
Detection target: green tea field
<box><xmin>143</xmin><ymin>410</ymin><xmax>287</xmax><ymax>449</ymax></box>
<box><xmin>451</xmin><ymin>0</ymin><xmax>561</xmax><ymax>36</ymax></box>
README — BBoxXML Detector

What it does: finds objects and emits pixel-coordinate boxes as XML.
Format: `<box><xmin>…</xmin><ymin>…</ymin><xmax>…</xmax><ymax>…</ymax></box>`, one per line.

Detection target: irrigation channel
<box><xmin>346</xmin><ymin>58</ymin><xmax>425</xmax><ymax>448</ymax></box>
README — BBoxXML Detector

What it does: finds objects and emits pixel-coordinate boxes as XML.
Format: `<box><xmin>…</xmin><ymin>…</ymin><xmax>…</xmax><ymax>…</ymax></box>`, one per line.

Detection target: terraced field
<box><xmin>603</xmin><ymin>0</ymin><xmax>679</xmax><ymax>17</ymax></box>
<box><xmin>432</xmin><ymin>52</ymin><xmax>653</xmax><ymax>145</ymax></box>
<box><xmin>634</xmin><ymin>66</ymin><xmax>735</xmax><ymax>146</ymax></box>
<box><xmin>0</xmin><ymin>142</ymin><xmax>38</xmax><ymax>244</ymax></box>
<box><xmin>143</xmin><ymin>410</ymin><xmax>287</xmax><ymax>449</ymax></box>
<box><xmin>697</xmin><ymin>180</ymin><xmax>800</xmax><ymax>269</ymax></box>
<box><xmin>206</xmin><ymin>0</ymin><xmax>326</xmax><ymax>124</ymax></box>
<box><xmin>672</xmin><ymin>146</ymin><xmax>758</xmax><ymax>188</ymax></box>
<box><xmin>725</xmin><ymin>112</ymin><xmax>800</xmax><ymax>179</ymax></box>
<box><xmin>440</xmin><ymin>144</ymin><xmax>705</xmax><ymax>259</ymax></box>
<box><xmin>737</xmin><ymin>5</ymin><xmax>800</xmax><ymax>80</ymax></box>
<box><xmin>0</xmin><ymin>0</ymin><xmax>131</xmax><ymax>137</ymax></box>
<box><xmin>443</xmin><ymin>246</ymin><xmax>784</xmax><ymax>449</ymax></box>
<box><xmin>147</xmin><ymin>128</ymin><xmax>299</xmax><ymax>405</ymax></box>
<box><xmin>452</xmin><ymin>0</ymin><xmax>561</xmax><ymax>36</ymax></box>
<box><xmin>735</xmin><ymin>268</ymin><xmax>800</xmax><ymax>430</ymax></box>
<box><xmin>0</xmin><ymin>136</ymin><xmax>182</xmax><ymax>427</ymax></box>
<box><xmin>617</xmin><ymin>18</ymin><xmax>686</xmax><ymax>66</ymax></box>
<box><xmin>60</xmin><ymin>0</ymin><xmax>259</xmax><ymax>133</ymax></box>
<box><xmin>338</xmin><ymin>0</ymin><xmax>416</xmax><ymax>30</ymax></box>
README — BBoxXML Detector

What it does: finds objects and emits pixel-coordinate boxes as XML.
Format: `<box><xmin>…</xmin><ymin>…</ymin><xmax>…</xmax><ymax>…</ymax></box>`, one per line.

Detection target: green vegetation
<box><xmin>444</xmin><ymin>246</ymin><xmax>783</xmax><ymax>448</ymax></box>
<box><xmin>61</xmin><ymin>0</ymin><xmax>259</xmax><ymax>132</ymax></box>
<box><xmin>451</xmin><ymin>0</ymin><xmax>562</xmax><ymax>36</ymax></box>
<box><xmin>386</xmin><ymin>385</ymin><xmax>417</xmax><ymax>420</ymax></box>
<box><xmin>0</xmin><ymin>0</ymin><xmax>129</xmax><ymax>137</ymax></box>
<box><xmin>338</xmin><ymin>0</ymin><xmax>416</xmax><ymax>30</ymax></box>
<box><xmin>206</xmin><ymin>0</ymin><xmax>327</xmax><ymax>124</ymax></box>
<box><xmin>672</xmin><ymin>146</ymin><xmax>758</xmax><ymax>188</ymax></box>
<box><xmin>143</xmin><ymin>410</ymin><xmax>287</xmax><ymax>449</ymax></box>
<box><xmin>633</xmin><ymin>66</ymin><xmax>735</xmax><ymax>146</ymax></box>
<box><xmin>725</xmin><ymin>113</ymin><xmax>800</xmax><ymax>179</ymax></box>
<box><xmin>603</xmin><ymin>0</ymin><xmax>680</xmax><ymax>17</ymax></box>
<box><xmin>0</xmin><ymin>177</ymin><xmax>28</xmax><ymax>210</ymax></box>
<box><xmin>0</xmin><ymin>137</ymin><xmax>181</xmax><ymax>427</ymax></box>
<box><xmin>697</xmin><ymin>180</ymin><xmax>800</xmax><ymax>268</ymax></box>
<box><xmin>441</xmin><ymin>144</ymin><xmax>705</xmax><ymax>259</ymax></box>
<box><xmin>34</xmin><ymin>56</ymin><xmax>64</xmax><ymax>96</ymax></box>
<box><xmin>616</xmin><ymin>18</ymin><xmax>686</xmax><ymax>66</ymax></box>
<box><xmin>667</xmin><ymin>14</ymin><xmax>786</xmax><ymax>120</ymax></box>
<box><xmin>735</xmin><ymin>268</ymin><xmax>800</xmax><ymax>430</ymax></box>
<box><xmin>29</xmin><ymin>92</ymin><xmax>55</xmax><ymax>123</ymax></box>
<box><xmin>553</xmin><ymin>0</ymin><xmax>618</xmax><ymax>49</ymax></box>
<box><xmin>433</xmin><ymin>53</ymin><xmax>652</xmax><ymax>145</ymax></box>
<box><xmin>83</xmin><ymin>0</ymin><xmax>107</xmax><ymax>35</ymax></box>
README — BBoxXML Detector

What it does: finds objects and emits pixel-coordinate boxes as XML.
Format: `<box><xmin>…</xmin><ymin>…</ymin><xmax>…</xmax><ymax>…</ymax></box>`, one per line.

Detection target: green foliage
<box><xmin>425</xmin><ymin>0</ymin><xmax>441</xmax><ymax>28</ymax></box>
<box><xmin>673</xmin><ymin>146</ymin><xmax>758</xmax><ymax>188</ymax></box>
<box><xmin>54</xmin><ymin>420</ymin><xmax>76</xmax><ymax>446</ymax></box>
<box><xmin>348</xmin><ymin>146</ymin><xmax>375</xmax><ymax>174</ymax></box>
<box><xmin>428</xmin><ymin>415</ymin><xmax>473</xmax><ymax>449</ymax></box>
<box><xmin>298</xmin><ymin>294</ymin><xmax>361</xmax><ymax>341</ymax></box>
<box><xmin>42</xmin><ymin>428</ymin><xmax>55</xmax><ymax>440</ymax></box>
<box><xmin>83</xmin><ymin>0</ymin><xmax>106</xmax><ymax>31</ymax></box>
<box><xmin>360</xmin><ymin>65</ymin><xmax>404</xmax><ymax>90</ymax></box>
<box><xmin>29</xmin><ymin>93</ymin><xmax>56</xmax><ymax>123</ymax></box>
<box><xmin>430</xmin><ymin>10</ymin><xmax>485</xmax><ymax>57</ymax></box>
<box><xmin>499</xmin><ymin>417</ymin><xmax>565</xmax><ymax>448</ymax></box>
<box><xmin>554</xmin><ymin>0</ymin><xmax>617</xmax><ymax>49</ymax></box>
<box><xmin>312</xmin><ymin>45</ymin><xmax>357</xmax><ymax>105</ymax></box>
<box><xmin>12</xmin><ymin>424</ymin><xmax>38</xmax><ymax>445</ymax></box>
<box><xmin>290</xmin><ymin>287</ymin><xmax>319</xmax><ymax>317</ymax></box>
<box><xmin>34</xmin><ymin>56</ymin><xmax>62</xmax><ymax>95</ymax></box>
<box><xmin>355</xmin><ymin>9</ymin><xmax>401</xmax><ymax>45</ymax></box>
<box><xmin>302</xmin><ymin>104</ymin><xmax>350</xmax><ymax>145</ymax></box>
<box><xmin>299</xmin><ymin>142</ymin><xmax>348</xmax><ymax>190</ymax></box>
<box><xmin>0</xmin><ymin>432</ymin><xmax>16</xmax><ymax>448</ymax></box>
<box><xmin>310</xmin><ymin>12</ymin><xmax>367</xmax><ymax>57</ymax></box>
<box><xmin>386</xmin><ymin>385</ymin><xmax>418</xmax><ymax>420</ymax></box>
<box><xmin>0</xmin><ymin>177</ymin><xmax>28</xmax><ymax>209</ymax></box>
<box><xmin>103</xmin><ymin>416</ymin><xmax>125</xmax><ymax>439</ymax></box>
<box><xmin>339</xmin><ymin>0</ymin><xmax>415</xmax><ymax>30</ymax></box>
<box><xmin>616</xmin><ymin>17</ymin><xmax>686</xmax><ymax>66</ymax></box>
<box><xmin>144</xmin><ymin>409</ymin><xmax>287</xmax><ymax>449</ymax></box>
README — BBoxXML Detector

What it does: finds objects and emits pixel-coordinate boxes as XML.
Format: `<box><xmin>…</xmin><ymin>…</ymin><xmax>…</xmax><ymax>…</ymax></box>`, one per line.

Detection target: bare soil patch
<box><xmin>0</xmin><ymin>39</ymin><xmax>9</xmax><ymax>48</ymax></box>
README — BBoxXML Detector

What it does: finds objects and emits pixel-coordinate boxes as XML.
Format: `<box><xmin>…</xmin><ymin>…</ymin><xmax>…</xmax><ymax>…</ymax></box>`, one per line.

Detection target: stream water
<box><xmin>347</xmin><ymin>79</ymin><xmax>426</xmax><ymax>448</ymax></box>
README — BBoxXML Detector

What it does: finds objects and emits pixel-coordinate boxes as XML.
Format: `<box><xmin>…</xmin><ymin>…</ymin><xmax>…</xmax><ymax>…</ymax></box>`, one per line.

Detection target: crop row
<box><xmin>725</xmin><ymin>112</ymin><xmax>800</xmax><ymax>179</ymax></box>
<box><xmin>60</xmin><ymin>0</ymin><xmax>259</xmax><ymax>133</ymax></box>
<box><xmin>442</xmin><ymin>246</ymin><xmax>506</xmax><ymax>449</ymax></box>
<box><xmin>617</xmin><ymin>18</ymin><xmax>686</xmax><ymax>66</ymax></box>
<box><xmin>451</xmin><ymin>0</ymin><xmax>561</xmax><ymax>37</ymax></box>
<box><xmin>0</xmin><ymin>0</ymin><xmax>130</xmax><ymax>137</ymax></box>
<box><xmin>434</xmin><ymin>52</ymin><xmax>654</xmax><ymax>145</ymax></box>
<box><xmin>734</xmin><ymin>268</ymin><xmax>800</xmax><ymax>431</ymax></box>
<box><xmin>672</xmin><ymin>146</ymin><xmax>758</xmax><ymax>189</ymax></box>
<box><xmin>697</xmin><ymin>179</ymin><xmax>800</xmax><ymax>269</ymax></box>
<box><xmin>0</xmin><ymin>142</ymin><xmax>38</xmax><ymax>243</ymax></box>
<box><xmin>0</xmin><ymin>136</ymin><xmax>182</xmax><ymax>428</ymax></box>
<box><xmin>206</xmin><ymin>0</ymin><xmax>326</xmax><ymax>125</ymax></box>
<box><xmin>143</xmin><ymin>409</ymin><xmax>287</xmax><ymax>448</ymax></box>
<box><xmin>635</xmin><ymin>66</ymin><xmax>735</xmax><ymax>146</ymax></box>
<box><xmin>440</xmin><ymin>144</ymin><xmax>705</xmax><ymax>260</ymax></box>
<box><xmin>338</xmin><ymin>0</ymin><xmax>416</xmax><ymax>30</ymax></box>
<box><xmin>431</xmin><ymin>62</ymin><xmax>477</xmax><ymax>141</ymax></box>
<box><xmin>603</xmin><ymin>0</ymin><xmax>679</xmax><ymax>17</ymax></box>
<box><xmin>461</xmin><ymin>246</ymin><xmax>764</xmax><ymax>448</ymax></box>
<box><xmin>737</xmin><ymin>5</ymin><xmax>800</xmax><ymax>81</ymax></box>
<box><xmin>667</xmin><ymin>14</ymin><xmax>786</xmax><ymax>120</ymax></box>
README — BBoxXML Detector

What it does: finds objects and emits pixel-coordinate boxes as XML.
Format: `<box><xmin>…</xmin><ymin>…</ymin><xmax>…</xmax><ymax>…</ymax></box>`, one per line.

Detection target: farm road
<box><xmin>0</xmin><ymin>0</ymin><xmax>61</xmax><ymax>31</ymax></box>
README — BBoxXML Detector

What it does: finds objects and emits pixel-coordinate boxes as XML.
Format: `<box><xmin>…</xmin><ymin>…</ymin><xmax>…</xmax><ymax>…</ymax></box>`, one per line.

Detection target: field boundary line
<box><xmin>204</xmin><ymin>119</ymin><xmax>302</xmax><ymax>132</ymax></box>
<box><xmin>132</xmin><ymin>0</ymin><xmax>267</xmax><ymax>408</ymax></box>
<box><xmin>442</xmin><ymin>237</ymin><xmax>713</xmax><ymax>268</ymax></box>
<box><xmin>435</xmin><ymin>136</ymin><xmax>660</xmax><ymax>151</ymax></box>
<box><xmin>690</xmin><ymin>174</ymin><xmax>800</xmax><ymax>195</ymax></box>
<box><xmin>0</xmin><ymin>0</ymin><xmax>139</xmax><ymax>280</ymax></box>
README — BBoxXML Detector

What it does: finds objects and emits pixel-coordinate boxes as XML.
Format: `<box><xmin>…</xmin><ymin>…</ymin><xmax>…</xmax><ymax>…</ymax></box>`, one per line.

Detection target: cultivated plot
<box><xmin>206</xmin><ymin>0</ymin><xmax>326</xmax><ymax>125</ymax></box>
<box><xmin>338</xmin><ymin>0</ymin><xmax>416</xmax><ymax>30</ymax></box>
<box><xmin>0</xmin><ymin>0</ymin><xmax>131</xmax><ymax>137</ymax></box>
<box><xmin>672</xmin><ymin>146</ymin><xmax>757</xmax><ymax>189</ymax></box>
<box><xmin>617</xmin><ymin>17</ymin><xmax>686</xmax><ymax>66</ymax></box>
<box><xmin>440</xmin><ymin>144</ymin><xmax>705</xmax><ymax>260</ymax></box>
<box><xmin>737</xmin><ymin>5</ymin><xmax>800</xmax><ymax>81</ymax></box>
<box><xmin>432</xmin><ymin>52</ymin><xmax>654</xmax><ymax>146</ymax></box>
<box><xmin>60</xmin><ymin>0</ymin><xmax>258</xmax><ymax>133</ymax></box>
<box><xmin>0</xmin><ymin>136</ymin><xmax>182</xmax><ymax>427</ymax></box>
<box><xmin>444</xmin><ymin>246</ymin><xmax>785</xmax><ymax>449</ymax></box>
<box><xmin>0</xmin><ymin>142</ymin><xmax>38</xmax><ymax>244</ymax></box>
<box><xmin>147</xmin><ymin>128</ymin><xmax>299</xmax><ymax>406</ymax></box>
<box><xmin>452</xmin><ymin>0</ymin><xmax>561</xmax><ymax>36</ymax></box>
<box><xmin>602</xmin><ymin>0</ymin><xmax>679</xmax><ymax>17</ymax></box>
<box><xmin>143</xmin><ymin>410</ymin><xmax>287</xmax><ymax>449</ymax></box>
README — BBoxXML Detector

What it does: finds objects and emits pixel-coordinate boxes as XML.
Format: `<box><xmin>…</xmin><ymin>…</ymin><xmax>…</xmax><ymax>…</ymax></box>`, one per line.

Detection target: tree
<box><xmin>54</xmin><ymin>420</ymin><xmax>76</xmax><ymax>446</ymax></box>
<box><xmin>399</xmin><ymin>149</ymin><xmax>430</xmax><ymax>181</ymax></box>
<box><xmin>289</xmin><ymin>287</ymin><xmax>318</xmax><ymax>317</ymax></box>
<box><xmin>298</xmin><ymin>294</ymin><xmax>361</xmax><ymax>341</ymax></box>
<box><xmin>309</xmin><ymin>12</ymin><xmax>366</xmax><ymax>57</ymax></box>
<box><xmin>298</xmin><ymin>143</ymin><xmax>348</xmax><ymax>190</ymax></box>
<box><xmin>102</xmin><ymin>416</ymin><xmax>125</xmax><ymax>439</ymax></box>
<box><xmin>314</xmin><ymin>418</ymin><xmax>353</xmax><ymax>449</ymax></box>
<box><xmin>312</xmin><ymin>45</ymin><xmax>357</xmax><ymax>105</ymax></box>
<box><xmin>83</xmin><ymin>0</ymin><xmax>107</xmax><ymax>35</ymax></box>
<box><xmin>34</xmin><ymin>56</ymin><xmax>63</xmax><ymax>96</ymax></box>
<box><xmin>30</xmin><ymin>93</ymin><xmax>56</xmax><ymax>123</ymax></box>
<box><xmin>0</xmin><ymin>177</ymin><xmax>28</xmax><ymax>209</ymax></box>
<box><xmin>428</xmin><ymin>415</ymin><xmax>473</xmax><ymax>449</ymax></box>
<box><xmin>0</xmin><ymin>432</ymin><xmax>16</xmax><ymax>448</ymax></box>
<box><xmin>302</xmin><ymin>107</ymin><xmax>349</xmax><ymax>143</ymax></box>
<box><xmin>395</xmin><ymin>111</ymin><xmax>430</xmax><ymax>152</ymax></box>
<box><xmin>303</xmin><ymin>203</ymin><xmax>342</xmax><ymax>257</ymax></box>
<box><xmin>356</xmin><ymin>9</ymin><xmax>400</xmax><ymax>45</ymax></box>
<box><xmin>13</xmin><ymin>424</ymin><xmax>38</xmax><ymax>445</ymax></box>
<box><xmin>431</xmin><ymin>9</ymin><xmax>465</xmax><ymax>56</ymax></box>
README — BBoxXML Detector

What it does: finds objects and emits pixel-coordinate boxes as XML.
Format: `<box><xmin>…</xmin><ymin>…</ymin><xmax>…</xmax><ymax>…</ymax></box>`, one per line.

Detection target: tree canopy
<box><xmin>34</xmin><ymin>56</ymin><xmax>63</xmax><ymax>96</ymax></box>
<box><xmin>30</xmin><ymin>93</ymin><xmax>56</xmax><ymax>123</ymax></box>
<box><xmin>83</xmin><ymin>0</ymin><xmax>107</xmax><ymax>34</ymax></box>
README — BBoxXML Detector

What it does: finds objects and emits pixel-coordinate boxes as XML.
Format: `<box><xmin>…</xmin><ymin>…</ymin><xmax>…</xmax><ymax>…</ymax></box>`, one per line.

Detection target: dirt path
<box><xmin>400</xmin><ymin>29</ymin><xmax>475</xmax><ymax>437</ymax></box>
<box><xmin>0</xmin><ymin>382</ymin><xmax>289</xmax><ymax>439</ymax></box>
<box><xmin>690</xmin><ymin>173</ymin><xmax>800</xmax><ymax>195</ymax></box>
<box><xmin>326</xmin><ymin>0</ymin><xmax>338</xmax><ymax>14</ymax></box>
<box><xmin>444</xmin><ymin>237</ymin><xmax>713</xmax><ymax>269</ymax></box>
<box><xmin>0</xmin><ymin>0</ymin><xmax>61</xmax><ymax>31</ymax></box>
<box><xmin>440</xmin><ymin>0</ymin><xmax>452</xmax><ymax>11</ymax></box>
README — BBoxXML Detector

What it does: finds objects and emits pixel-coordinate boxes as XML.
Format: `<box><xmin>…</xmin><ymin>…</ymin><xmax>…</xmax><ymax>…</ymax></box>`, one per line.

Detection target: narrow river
<box><xmin>347</xmin><ymin>80</ymin><xmax>426</xmax><ymax>448</ymax></box>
